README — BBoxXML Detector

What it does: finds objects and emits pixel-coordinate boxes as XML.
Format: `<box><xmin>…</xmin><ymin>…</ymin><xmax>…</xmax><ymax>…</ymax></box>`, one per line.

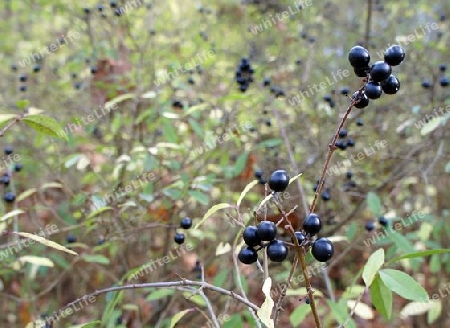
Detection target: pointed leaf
<box><xmin>13</xmin><ymin>232</ymin><xmax>77</xmax><ymax>255</ymax></box>
<box><xmin>18</xmin><ymin>256</ymin><xmax>54</xmax><ymax>267</ymax></box>
<box><xmin>400</xmin><ymin>301</ymin><xmax>437</xmax><ymax>318</ymax></box>
<box><xmin>22</xmin><ymin>114</ymin><xmax>68</xmax><ymax>140</ymax></box>
<box><xmin>82</xmin><ymin>254</ymin><xmax>110</xmax><ymax>265</ymax></box>
<box><xmin>194</xmin><ymin>203</ymin><xmax>233</xmax><ymax>229</ymax></box>
<box><xmin>288</xmin><ymin>173</ymin><xmax>303</xmax><ymax>185</ymax></box>
<box><xmin>146</xmin><ymin>289</ymin><xmax>175</xmax><ymax>301</ymax></box>
<box><xmin>86</xmin><ymin>206</ymin><xmax>114</xmax><ymax>220</ymax></box>
<box><xmin>347</xmin><ymin>300</ymin><xmax>374</xmax><ymax>319</ymax></box>
<box><xmin>362</xmin><ymin>249</ymin><xmax>384</xmax><ymax>287</ymax></box>
<box><xmin>367</xmin><ymin>192</ymin><xmax>382</xmax><ymax>216</ymax></box>
<box><xmin>257</xmin><ymin>277</ymin><xmax>274</xmax><ymax>328</ymax></box>
<box><xmin>386</xmin><ymin>249</ymin><xmax>450</xmax><ymax>266</ymax></box>
<box><xmin>169</xmin><ymin>309</ymin><xmax>195</xmax><ymax>328</ymax></box>
<box><xmin>420</xmin><ymin>117</ymin><xmax>443</xmax><ymax>135</ymax></box>
<box><xmin>290</xmin><ymin>304</ymin><xmax>311</xmax><ymax>327</ymax></box>
<box><xmin>0</xmin><ymin>209</ymin><xmax>25</xmax><ymax>222</ymax></box>
<box><xmin>379</xmin><ymin>269</ymin><xmax>428</xmax><ymax>301</ymax></box>
<box><xmin>369</xmin><ymin>274</ymin><xmax>392</xmax><ymax>319</ymax></box>
<box><xmin>237</xmin><ymin>179</ymin><xmax>259</xmax><ymax>208</ymax></box>
<box><xmin>0</xmin><ymin>114</ymin><xmax>18</xmax><ymax>129</ymax></box>
<box><xmin>16</xmin><ymin>188</ymin><xmax>37</xmax><ymax>202</ymax></box>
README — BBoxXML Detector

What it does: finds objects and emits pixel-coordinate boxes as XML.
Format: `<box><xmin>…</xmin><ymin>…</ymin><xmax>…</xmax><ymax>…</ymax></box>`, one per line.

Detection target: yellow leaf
<box><xmin>169</xmin><ymin>309</ymin><xmax>193</xmax><ymax>328</ymax></box>
<box><xmin>16</xmin><ymin>188</ymin><xmax>37</xmax><ymax>202</ymax></box>
<box><xmin>194</xmin><ymin>203</ymin><xmax>233</xmax><ymax>230</ymax></box>
<box><xmin>347</xmin><ymin>300</ymin><xmax>374</xmax><ymax>319</ymax></box>
<box><xmin>0</xmin><ymin>209</ymin><xmax>25</xmax><ymax>222</ymax></box>
<box><xmin>18</xmin><ymin>255</ymin><xmax>54</xmax><ymax>267</ymax></box>
<box><xmin>237</xmin><ymin>179</ymin><xmax>259</xmax><ymax>208</ymax></box>
<box><xmin>257</xmin><ymin>278</ymin><xmax>274</xmax><ymax>328</ymax></box>
<box><xmin>14</xmin><ymin>232</ymin><xmax>77</xmax><ymax>255</ymax></box>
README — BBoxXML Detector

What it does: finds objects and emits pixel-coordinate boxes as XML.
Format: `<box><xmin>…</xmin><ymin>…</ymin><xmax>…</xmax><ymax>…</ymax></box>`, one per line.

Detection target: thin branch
<box><xmin>0</xmin><ymin>114</ymin><xmax>23</xmax><ymax>137</ymax></box>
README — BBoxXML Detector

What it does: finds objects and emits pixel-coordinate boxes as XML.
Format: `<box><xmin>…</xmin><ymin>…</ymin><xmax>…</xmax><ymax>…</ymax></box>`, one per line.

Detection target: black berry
<box><xmin>174</xmin><ymin>232</ymin><xmax>185</xmax><ymax>244</ymax></box>
<box><xmin>238</xmin><ymin>247</ymin><xmax>258</xmax><ymax>264</ymax></box>
<box><xmin>379</xmin><ymin>216</ymin><xmax>388</xmax><ymax>227</ymax></box>
<box><xmin>110</xmin><ymin>1</ymin><xmax>117</xmax><ymax>8</ymax></box>
<box><xmin>263</xmin><ymin>78</ymin><xmax>271</xmax><ymax>86</ymax></box>
<box><xmin>268</xmin><ymin>169</ymin><xmax>290</xmax><ymax>192</ymax></box>
<box><xmin>33</xmin><ymin>64</ymin><xmax>41</xmax><ymax>73</ymax></box>
<box><xmin>365</xmin><ymin>221</ymin><xmax>375</xmax><ymax>232</ymax></box>
<box><xmin>66</xmin><ymin>234</ymin><xmax>77</xmax><ymax>243</ymax></box>
<box><xmin>338</xmin><ymin>128</ymin><xmax>347</xmax><ymax>138</ymax></box>
<box><xmin>324</xmin><ymin>94</ymin><xmax>332</xmax><ymax>103</ymax></box>
<box><xmin>303</xmin><ymin>213</ymin><xmax>322</xmax><ymax>235</ymax></box>
<box><xmin>180</xmin><ymin>217</ymin><xmax>192</xmax><ymax>229</ymax></box>
<box><xmin>292</xmin><ymin>231</ymin><xmax>305</xmax><ymax>245</ymax></box>
<box><xmin>370</xmin><ymin>61</ymin><xmax>392</xmax><ymax>83</ymax></box>
<box><xmin>421</xmin><ymin>79</ymin><xmax>432</xmax><ymax>89</ymax></box>
<box><xmin>356</xmin><ymin>118</ymin><xmax>364</xmax><ymax>126</ymax></box>
<box><xmin>440</xmin><ymin>76</ymin><xmax>449</xmax><ymax>87</ymax></box>
<box><xmin>4</xmin><ymin>146</ymin><xmax>13</xmax><ymax>155</ymax></box>
<box><xmin>90</xmin><ymin>66</ymin><xmax>98</xmax><ymax>74</ymax></box>
<box><xmin>1</xmin><ymin>175</ymin><xmax>10</xmax><ymax>186</ymax></box>
<box><xmin>243</xmin><ymin>226</ymin><xmax>261</xmax><ymax>247</ymax></box>
<box><xmin>19</xmin><ymin>74</ymin><xmax>27</xmax><ymax>82</ymax></box>
<box><xmin>254</xmin><ymin>170</ymin><xmax>263</xmax><ymax>179</ymax></box>
<box><xmin>352</xmin><ymin>91</ymin><xmax>369</xmax><ymax>109</ymax></box>
<box><xmin>321</xmin><ymin>190</ymin><xmax>331</xmax><ymax>201</ymax></box>
<box><xmin>381</xmin><ymin>75</ymin><xmax>401</xmax><ymax>94</ymax></box>
<box><xmin>354</xmin><ymin>66</ymin><xmax>370</xmax><ymax>77</ymax></box>
<box><xmin>14</xmin><ymin>163</ymin><xmax>23</xmax><ymax>172</ymax></box>
<box><xmin>383</xmin><ymin>45</ymin><xmax>405</xmax><ymax>66</ymax></box>
<box><xmin>340</xmin><ymin>86</ymin><xmax>350</xmax><ymax>95</ymax></box>
<box><xmin>347</xmin><ymin>139</ymin><xmax>355</xmax><ymax>147</ymax></box>
<box><xmin>439</xmin><ymin>64</ymin><xmax>446</xmax><ymax>72</ymax></box>
<box><xmin>348</xmin><ymin>46</ymin><xmax>371</xmax><ymax>68</ymax></box>
<box><xmin>335</xmin><ymin>140</ymin><xmax>347</xmax><ymax>150</ymax></box>
<box><xmin>257</xmin><ymin>221</ymin><xmax>277</xmax><ymax>241</ymax></box>
<box><xmin>346</xmin><ymin>171</ymin><xmax>353</xmax><ymax>179</ymax></box>
<box><xmin>3</xmin><ymin>192</ymin><xmax>15</xmax><ymax>203</ymax></box>
<box><xmin>267</xmin><ymin>240</ymin><xmax>288</xmax><ymax>262</ymax></box>
<box><xmin>364</xmin><ymin>82</ymin><xmax>383</xmax><ymax>99</ymax></box>
<box><xmin>311</xmin><ymin>237</ymin><xmax>334</xmax><ymax>262</ymax></box>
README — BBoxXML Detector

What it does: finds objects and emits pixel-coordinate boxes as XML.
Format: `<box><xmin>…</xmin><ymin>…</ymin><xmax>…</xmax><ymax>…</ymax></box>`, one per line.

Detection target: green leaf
<box><xmin>104</xmin><ymin>93</ymin><xmax>135</xmax><ymax>108</ymax></box>
<box><xmin>188</xmin><ymin>118</ymin><xmax>204</xmax><ymax>137</ymax></box>
<box><xmin>213</xmin><ymin>269</ymin><xmax>229</xmax><ymax>287</ymax></box>
<box><xmin>367</xmin><ymin>192</ymin><xmax>382</xmax><ymax>216</ymax></box>
<box><xmin>194</xmin><ymin>203</ymin><xmax>233</xmax><ymax>229</ymax></box>
<box><xmin>445</xmin><ymin>162</ymin><xmax>450</xmax><ymax>173</ymax></box>
<box><xmin>102</xmin><ymin>291</ymin><xmax>123</xmax><ymax>325</ymax></box>
<box><xmin>386</xmin><ymin>249</ymin><xmax>450</xmax><ymax>266</ymax></box>
<box><xmin>257</xmin><ymin>139</ymin><xmax>282</xmax><ymax>148</ymax></box>
<box><xmin>379</xmin><ymin>269</ymin><xmax>428</xmax><ymax>301</ymax></box>
<box><xmin>86</xmin><ymin>206</ymin><xmax>114</xmax><ymax>220</ymax></box>
<box><xmin>420</xmin><ymin>116</ymin><xmax>443</xmax><ymax>135</ymax></box>
<box><xmin>188</xmin><ymin>190</ymin><xmax>209</xmax><ymax>206</ymax></box>
<box><xmin>22</xmin><ymin>114</ymin><xmax>68</xmax><ymax>140</ymax></box>
<box><xmin>427</xmin><ymin>301</ymin><xmax>442</xmax><ymax>324</ymax></box>
<box><xmin>146</xmin><ymin>289</ymin><xmax>175</xmax><ymax>301</ymax></box>
<box><xmin>369</xmin><ymin>274</ymin><xmax>392</xmax><ymax>320</ymax></box>
<box><xmin>222</xmin><ymin>314</ymin><xmax>243</xmax><ymax>328</ymax></box>
<box><xmin>182</xmin><ymin>293</ymin><xmax>206</xmax><ymax>307</ymax></box>
<box><xmin>237</xmin><ymin>179</ymin><xmax>259</xmax><ymax>208</ymax></box>
<box><xmin>169</xmin><ymin>309</ymin><xmax>194</xmax><ymax>328</ymax></box>
<box><xmin>162</xmin><ymin>119</ymin><xmax>178</xmax><ymax>143</ymax></box>
<box><xmin>289</xmin><ymin>304</ymin><xmax>311</xmax><ymax>327</ymax></box>
<box><xmin>362</xmin><ymin>248</ymin><xmax>385</xmax><ymax>287</ymax></box>
<box><xmin>82</xmin><ymin>254</ymin><xmax>110</xmax><ymax>265</ymax></box>
<box><xmin>0</xmin><ymin>114</ymin><xmax>17</xmax><ymax>129</ymax></box>
<box><xmin>233</xmin><ymin>152</ymin><xmax>249</xmax><ymax>176</ymax></box>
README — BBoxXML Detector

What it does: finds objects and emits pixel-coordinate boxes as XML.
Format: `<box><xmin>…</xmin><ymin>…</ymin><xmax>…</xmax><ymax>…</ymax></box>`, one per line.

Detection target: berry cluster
<box><xmin>2</xmin><ymin>146</ymin><xmax>22</xmax><ymax>204</ymax></box>
<box><xmin>334</xmin><ymin>128</ymin><xmax>356</xmax><ymax>151</ymax></box>
<box><xmin>348</xmin><ymin>44</ymin><xmax>404</xmax><ymax>108</ymax></box>
<box><xmin>238</xmin><ymin>170</ymin><xmax>335</xmax><ymax>265</ymax></box>
<box><xmin>236</xmin><ymin>58</ymin><xmax>254</xmax><ymax>93</ymax></box>
<box><xmin>421</xmin><ymin>63</ymin><xmax>449</xmax><ymax>88</ymax></box>
<box><xmin>365</xmin><ymin>215</ymin><xmax>389</xmax><ymax>232</ymax></box>
<box><xmin>83</xmin><ymin>1</ymin><xmax>132</xmax><ymax>18</ymax></box>
<box><xmin>174</xmin><ymin>217</ymin><xmax>193</xmax><ymax>245</ymax></box>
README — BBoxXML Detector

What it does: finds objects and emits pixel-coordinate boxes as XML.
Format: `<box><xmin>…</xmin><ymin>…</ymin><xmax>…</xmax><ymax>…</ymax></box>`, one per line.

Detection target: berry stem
<box><xmin>0</xmin><ymin>114</ymin><xmax>24</xmax><ymax>137</ymax></box>
<box><xmin>309</xmin><ymin>85</ymin><xmax>365</xmax><ymax>215</ymax></box>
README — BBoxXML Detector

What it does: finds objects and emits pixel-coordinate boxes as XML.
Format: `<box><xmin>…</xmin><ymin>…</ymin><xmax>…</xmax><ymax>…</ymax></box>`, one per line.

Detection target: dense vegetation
<box><xmin>0</xmin><ymin>0</ymin><xmax>449</xmax><ymax>327</ymax></box>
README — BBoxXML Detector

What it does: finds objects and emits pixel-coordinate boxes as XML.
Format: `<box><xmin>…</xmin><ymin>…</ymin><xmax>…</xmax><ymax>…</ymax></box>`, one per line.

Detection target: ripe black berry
<box><xmin>238</xmin><ymin>247</ymin><xmax>258</xmax><ymax>264</ymax></box>
<box><xmin>381</xmin><ymin>75</ymin><xmax>400</xmax><ymax>94</ymax></box>
<box><xmin>4</xmin><ymin>146</ymin><xmax>13</xmax><ymax>155</ymax></box>
<box><xmin>254</xmin><ymin>170</ymin><xmax>263</xmax><ymax>179</ymax></box>
<box><xmin>265</xmin><ymin>119</ymin><xmax>271</xmax><ymax>127</ymax></box>
<box><xmin>174</xmin><ymin>233</ymin><xmax>185</xmax><ymax>244</ymax></box>
<box><xmin>384</xmin><ymin>45</ymin><xmax>405</xmax><ymax>66</ymax></box>
<box><xmin>439</xmin><ymin>64</ymin><xmax>446</xmax><ymax>72</ymax></box>
<box><xmin>324</xmin><ymin>94</ymin><xmax>332</xmax><ymax>103</ymax></box>
<box><xmin>90</xmin><ymin>66</ymin><xmax>98</xmax><ymax>74</ymax></box>
<box><xmin>83</xmin><ymin>8</ymin><xmax>91</xmax><ymax>14</ymax></box>
<box><xmin>267</xmin><ymin>240</ymin><xmax>288</xmax><ymax>262</ymax></box>
<box><xmin>365</xmin><ymin>221</ymin><xmax>375</xmax><ymax>232</ymax></box>
<box><xmin>440</xmin><ymin>76</ymin><xmax>449</xmax><ymax>87</ymax></box>
<box><xmin>347</xmin><ymin>139</ymin><xmax>355</xmax><ymax>147</ymax></box>
<box><xmin>352</xmin><ymin>91</ymin><xmax>369</xmax><ymax>109</ymax></box>
<box><xmin>268</xmin><ymin>169</ymin><xmax>290</xmax><ymax>192</ymax></box>
<box><xmin>259</xmin><ymin>178</ymin><xmax>267</xmax><ymax>185</ymax></box>
<box><xmin>110</xmin><ymin>1</ymin><xmax>117</xmax><ymax>8</ymax></box>
<box><xmin>66</xmin><ymin>234</ymin><xmax>77</xmax><ymax>243</ymax></box>
<box><xmin>19</xmin><ymin>74</ymin><xmax>27</xmax><ymax>82</ymax></box>
<box><xmin>311</xmin><ymin>237</ymin><xmax>334</xmax><ymax>262</ymax></box>
<box><xmin>263</xmin><ymin>78</ymin><xmax>271</xmax><ymax>86</ymax></box>
<box><xmin>97</xmin><ymin>4</ymin><xmax>104</xmax><ymax>11</ymax></box>
<box><xmin>1</xmin><ymin>175</ymin><xmax>10</xmax><ymax>186</ymax></box>
<box><xmin>364</xmin><ymin>82</ymin><xmax>383</xmax><ymax>99</ymax></box>
<box><xmin>379</xmin><ymin>216</ymin><xmax>388</xmax><ymax>227</ymax></box>
<box><xmin>11</xmin><ymin>64</ymin><xmax>18</xmax><ymax>72</ymax></box>
<box><xmin>292</xmin><ymin>231</ymin><xmax>305</xmax><ymax>244</ymax></box>
<box><xmin>346</xmin><ymin>171</ymin><xmax>353</xmax><ymax>179</ymax></box>
<box><xmin>305</xmin><ymin>298</ymin><xmax>311</xmax><ymax>304</ymax></box>
<box><xmin>14</xmin><ymin>163</ymin><xmax>23</xmax><ymax>172</ymax></box>
<box><xmin>33</xmin><ymin>64</ymin><xmax>41</xmax><ymax>73</ymax></box>
<box><xmin>338</xmin><ymin>128</ymin><xmax>347</xmax><ymax>138</ymax></box>
<box><xmin>340</xmin><ymin>86</ymin><xmax>350</xmax><ymax>95</ymax></box>
<box><xmin>257</xmin><ymin>221</ymin><xmax>277</xmax><ymax>241</ymax></box>
<box><xmin>321</xmin><ymin>190</ymin><xmax>331</xmax><ymax>201</ymax></box>
<box><xmin>370</xmin><ymin>61</ymin><xmax>392</xmax><ymax>83</ymax></box>
<box><xmin>3</xmin><ymin>192</ymin><xmax>15</xmax><ymax>203</ymax></box>
<box><xmin>19</xmin><ymin>86</ymin><xmax>27</xmax><ymax>92</ymax></box>
<box><xmin>243</xmin><ymin>226</ymin><xmax>261</xmax><ymax>247</ymax></box>
<box><xmin>180</xmin><ymin>217</ymin><xmax>192</xmax><ymax>229</ymax></box>
<box><xmin>421</xmin><ymin>79</ymin><xmax>432</xmax><ymax>89</ymax></box>
<box><xmin>303</xmin><ymin>213</ymin><xmax>322</xmax><ymax>235</ymax></box>
<box><xmin>348</xmin><ymin>46</ymin><xmax>371</xmax><ymax>68</ymax></box>
<box><xmin>335</xmin><ymin>140</ymin><xmax>347</xmax><ymax>150</ymax></box>
<box><xmin>356</xmin><ymin>118</ymin><xmax>364</xmax><ymax>126</ymax></box>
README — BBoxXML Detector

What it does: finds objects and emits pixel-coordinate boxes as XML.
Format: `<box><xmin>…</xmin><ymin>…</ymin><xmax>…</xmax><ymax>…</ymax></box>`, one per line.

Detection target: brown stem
<box><xmin>0</xmin><ymin>114</ymin><xmax>23</xmax><ymax>137</ymax></box>
<box><xmin>364</xmin><ymin>0</ymin><xmax>373</xmax><ymax>49</ymax></box>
